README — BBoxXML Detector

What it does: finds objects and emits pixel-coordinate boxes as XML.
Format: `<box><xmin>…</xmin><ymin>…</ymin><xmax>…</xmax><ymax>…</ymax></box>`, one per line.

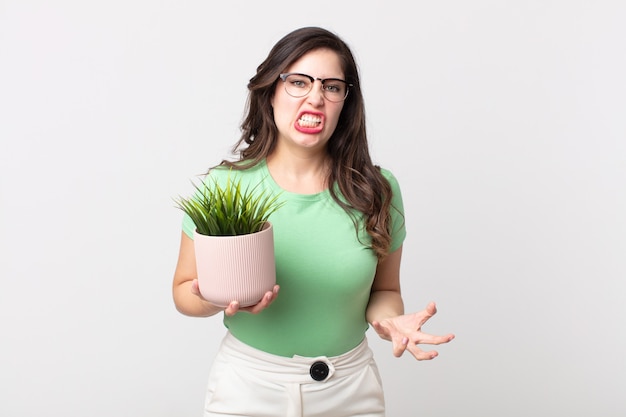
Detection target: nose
<box><xmin>307</xmin><ymin>80</ymin><xmax>325</xmax><ymax>106</ymax></box>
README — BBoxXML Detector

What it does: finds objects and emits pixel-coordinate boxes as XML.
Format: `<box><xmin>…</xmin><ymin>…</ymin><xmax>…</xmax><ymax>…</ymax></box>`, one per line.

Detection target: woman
<box><xmin>173</xmin><ymin>26</ymin><xmax>454</xmax><ymax>417</ymax></box>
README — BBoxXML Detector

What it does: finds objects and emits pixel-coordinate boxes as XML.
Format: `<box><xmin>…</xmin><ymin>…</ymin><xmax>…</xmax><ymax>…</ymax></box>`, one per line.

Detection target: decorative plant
<box><xmin>175</xmin><ymin>171</ymin><xmax>284</xmax><ymax>236</ymax></box>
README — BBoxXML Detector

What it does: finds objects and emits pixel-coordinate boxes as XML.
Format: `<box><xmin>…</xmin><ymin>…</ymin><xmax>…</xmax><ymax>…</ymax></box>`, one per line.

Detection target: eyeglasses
<box><xmin>279</xmin><ymin>73</ymin><xmax>353</xmax><ymax>102</ymax></box>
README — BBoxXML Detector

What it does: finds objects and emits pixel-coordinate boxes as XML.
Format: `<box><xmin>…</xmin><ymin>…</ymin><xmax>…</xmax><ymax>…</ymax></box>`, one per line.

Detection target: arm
<box><xmin>367</xmin><ymin>244</ymin><xmax>455</xmax><ymax>360</ymax></box>
<box><xmin>172</xmin><ymin>232</ymin><xmax>280</xmax><ymax>317</ymax></box>
<box><xmin>366</xmin><ymin>245</ymin><xmax>405</xmax><ymax>324</ymax></box>
<box><xmin>172</xmin><ymin>232</ymin><xmax>224</xmax><ymax>317</ymax></box>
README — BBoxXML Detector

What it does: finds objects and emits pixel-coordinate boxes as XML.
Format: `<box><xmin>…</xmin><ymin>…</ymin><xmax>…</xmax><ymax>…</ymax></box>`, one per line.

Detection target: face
<box><xmin>271</xmin><ymin>48</ymin><xmax>346</xmax><ymax>153</ymax></box>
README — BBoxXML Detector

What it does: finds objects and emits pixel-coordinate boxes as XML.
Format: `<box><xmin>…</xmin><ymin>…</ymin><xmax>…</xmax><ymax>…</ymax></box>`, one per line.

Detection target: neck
<box><xmin>266</xmin><ymin>151</ymin><xmax>330</xmax><ymax>194</ymax></box>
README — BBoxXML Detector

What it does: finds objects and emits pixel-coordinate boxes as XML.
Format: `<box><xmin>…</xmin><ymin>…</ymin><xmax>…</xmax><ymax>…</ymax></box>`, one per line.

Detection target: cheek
<box><xmin>328</xmin><ymin>106</ymin><xmax>344</xmax><ymax>130</ymax></box>
<box><xmin>272</xmin><ymin>103</ymin><xmax>292</xmax><ymax>131</ymax></box>
<box><xmin>271</xmin><ymin>95</ymin><xmax>297</xmax><ymax>128</ymax></box>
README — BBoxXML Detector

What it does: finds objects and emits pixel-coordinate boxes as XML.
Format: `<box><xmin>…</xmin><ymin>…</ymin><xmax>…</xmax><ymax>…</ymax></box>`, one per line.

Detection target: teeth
<box><xmin>298</xmin><ymin>114</ymin><xmax>321</xmax><ymax>127</ymax></box>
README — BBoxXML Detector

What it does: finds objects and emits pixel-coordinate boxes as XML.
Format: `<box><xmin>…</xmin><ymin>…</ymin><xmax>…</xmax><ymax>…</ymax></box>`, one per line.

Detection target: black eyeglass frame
<box><xmin>278</xmin><ymin>73</ymin><xmax>354</xmax><ymax>102</ymax></box>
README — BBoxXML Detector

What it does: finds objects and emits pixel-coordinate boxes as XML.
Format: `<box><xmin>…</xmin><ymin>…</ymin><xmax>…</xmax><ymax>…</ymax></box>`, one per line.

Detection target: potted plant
<box><xmin>175</xmin><ymin>170</ymin><xmax>284</xmax><ymax>307</ymax></box>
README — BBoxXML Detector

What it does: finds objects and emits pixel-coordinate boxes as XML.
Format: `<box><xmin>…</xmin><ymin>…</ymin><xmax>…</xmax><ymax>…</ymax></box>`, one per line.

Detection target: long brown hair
<box><xmin>220</xmin><ymin>27</ymin><xmax>396</xmax><ymax>259</ymax></box>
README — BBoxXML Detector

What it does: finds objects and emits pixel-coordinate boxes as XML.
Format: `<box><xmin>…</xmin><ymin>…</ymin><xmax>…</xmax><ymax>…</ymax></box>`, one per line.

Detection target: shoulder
<box><xmin>377</xmin><ymin>166</ymin><xmax>402</xmax><ymax>191</ymax></box>
<box><xmin>204</xmin><ymin>161</ymin><xmax>270</xmax><ymax>190</ymax></box>
<box><xmin>206</xmin><ymin>161</ymin><xmax>265</xmax><ymax>180</ymax></box>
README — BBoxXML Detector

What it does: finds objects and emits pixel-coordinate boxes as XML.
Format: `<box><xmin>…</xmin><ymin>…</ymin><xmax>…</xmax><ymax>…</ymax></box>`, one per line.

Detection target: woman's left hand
<box><xmin>371</xmin><ymin>301</ymin><xmax>455</xmax><ymax>361</ymax></box>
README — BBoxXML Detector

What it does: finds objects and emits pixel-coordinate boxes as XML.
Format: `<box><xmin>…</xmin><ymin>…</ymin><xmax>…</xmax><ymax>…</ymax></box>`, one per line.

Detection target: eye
<box><xmin>288</xmin><ymin>75</ymin><xmax>310</xmax><ymax>89</ymax></box>
<box><xmin>323</xmin><ymin>80</ymin><xmax>345</xmax><ymax>94</ymax></box>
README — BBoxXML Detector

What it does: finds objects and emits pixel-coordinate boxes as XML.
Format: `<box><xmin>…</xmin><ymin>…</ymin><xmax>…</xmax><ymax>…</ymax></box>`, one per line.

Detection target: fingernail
<box><xmin>402</xmin><ymin>337</ymin><xmax>409</xmax><ymax>345</ymax></box>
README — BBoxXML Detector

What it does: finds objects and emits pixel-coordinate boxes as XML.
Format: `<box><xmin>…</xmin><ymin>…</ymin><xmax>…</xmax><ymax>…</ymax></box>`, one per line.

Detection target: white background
<box><xmin>1</xmin><ymin>1</ymin><xmax>625</xmax><ymax>416</ymax></box>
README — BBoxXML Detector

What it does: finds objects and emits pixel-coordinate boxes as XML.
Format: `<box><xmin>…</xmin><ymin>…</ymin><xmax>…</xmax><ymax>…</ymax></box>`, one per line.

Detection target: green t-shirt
<box><xmin>182</xmin><ymin>160</ymin><xmax>406</xmax><ymax>357</ymax></box>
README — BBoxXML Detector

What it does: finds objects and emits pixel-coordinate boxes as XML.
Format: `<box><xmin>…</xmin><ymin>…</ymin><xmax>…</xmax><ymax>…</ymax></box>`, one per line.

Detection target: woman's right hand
<box><xmin>191</xmin><ymin>280</ymin><xmax>280</xmax><ymax>316</ymax></box>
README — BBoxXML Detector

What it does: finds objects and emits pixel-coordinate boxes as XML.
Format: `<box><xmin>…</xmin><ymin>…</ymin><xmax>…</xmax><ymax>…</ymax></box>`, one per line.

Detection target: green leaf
<box><xmin>174</xmin><ymin>168</ymin><xmax>284</xmax><ymax>236</ymax></box>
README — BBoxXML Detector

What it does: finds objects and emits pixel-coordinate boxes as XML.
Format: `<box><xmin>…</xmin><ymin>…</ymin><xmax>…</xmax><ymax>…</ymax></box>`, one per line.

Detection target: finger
<box><xmin>426</xmin><ymin>301</ymin><xmax>437</xmax><ymax>315</ymax></box>
<box><xmin>268</xmin><ymin>285</ymin><xmax>280</xmax><ymax>303</ymax></box>
<box><xmin>252</xmin><ymin>291</ymin><xmax>274</xmax><ymax>313</ymax></box>
<box><xmin>245</xmin><ymin>288</ymin><xmax>278</xmax><ymax>314</ymax></box>
<box><xmin>391</xmin><ymin>336</ymin><xmax>409</xmax><ymax>357</ymax></box>
<box><xmin>415</xmin><ymin>302</ymin><xmax>438</xmax><ymax>327</ymax></box>
<box><xmin>190</xmin><ymin>279</ymin><xmax>201</xmax><ymax>296</ymax></box>
<box><xmin>405</xmin><ymin>344</ymin><xmax>439</xmax><ymax>361</ymax></box>
<box><xmin>412</xmin><ymin>332</ymin><xmax>456</xmax><ymax>346</ymax></box>
<box><xmin>224</xmin><ymin>301</ymin><xmax>240</xmax><ymax>316</ymax></box>
<box><xmin>371</xmin><ymin>321</ymin><xmax>391</xmax><ymax>340</ymax></box>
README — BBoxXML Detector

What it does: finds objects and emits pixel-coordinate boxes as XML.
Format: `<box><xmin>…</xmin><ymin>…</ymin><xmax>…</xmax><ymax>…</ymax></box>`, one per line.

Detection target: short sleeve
<box><xmin>381</xmin><ymin>169</ymin><xmax>407</xmax><ymax>252</ymax></box>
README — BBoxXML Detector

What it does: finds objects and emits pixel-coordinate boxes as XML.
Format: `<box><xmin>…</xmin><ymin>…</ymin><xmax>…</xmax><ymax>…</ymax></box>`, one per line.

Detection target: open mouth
<box><xmin>297</xmin><ymin>114</ymin><xmax>322</xmax><ymax>128</ymax></box>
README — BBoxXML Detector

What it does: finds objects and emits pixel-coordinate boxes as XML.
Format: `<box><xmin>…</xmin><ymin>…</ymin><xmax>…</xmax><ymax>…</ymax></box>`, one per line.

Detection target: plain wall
<box><xmin>1</xmin><ymin>1</ymin><xmax>625</xmax><ymax>416</ymax></box>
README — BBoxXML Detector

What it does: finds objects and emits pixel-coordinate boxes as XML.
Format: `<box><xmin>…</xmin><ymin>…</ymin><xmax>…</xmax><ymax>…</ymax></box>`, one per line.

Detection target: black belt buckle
<box><xmin>309</xmin><ymin>361</ymin><xmax>330</xmax><ymax>381</ymax></box>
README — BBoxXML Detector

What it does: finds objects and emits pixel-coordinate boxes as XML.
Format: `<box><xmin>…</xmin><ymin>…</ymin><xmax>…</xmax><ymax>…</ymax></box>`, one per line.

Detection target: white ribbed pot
<box><xmin>193</xmin><ymin>222</ymin><xmax>276</xmax><ymax>308</ymax></box>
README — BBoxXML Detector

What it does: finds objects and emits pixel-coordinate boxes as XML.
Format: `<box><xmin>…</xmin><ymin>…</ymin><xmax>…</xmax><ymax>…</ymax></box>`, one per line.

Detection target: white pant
<box><xmin>204</xmin><ymin>332</ymin><xmax>386</xmax><ymax>417</ymax></box>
